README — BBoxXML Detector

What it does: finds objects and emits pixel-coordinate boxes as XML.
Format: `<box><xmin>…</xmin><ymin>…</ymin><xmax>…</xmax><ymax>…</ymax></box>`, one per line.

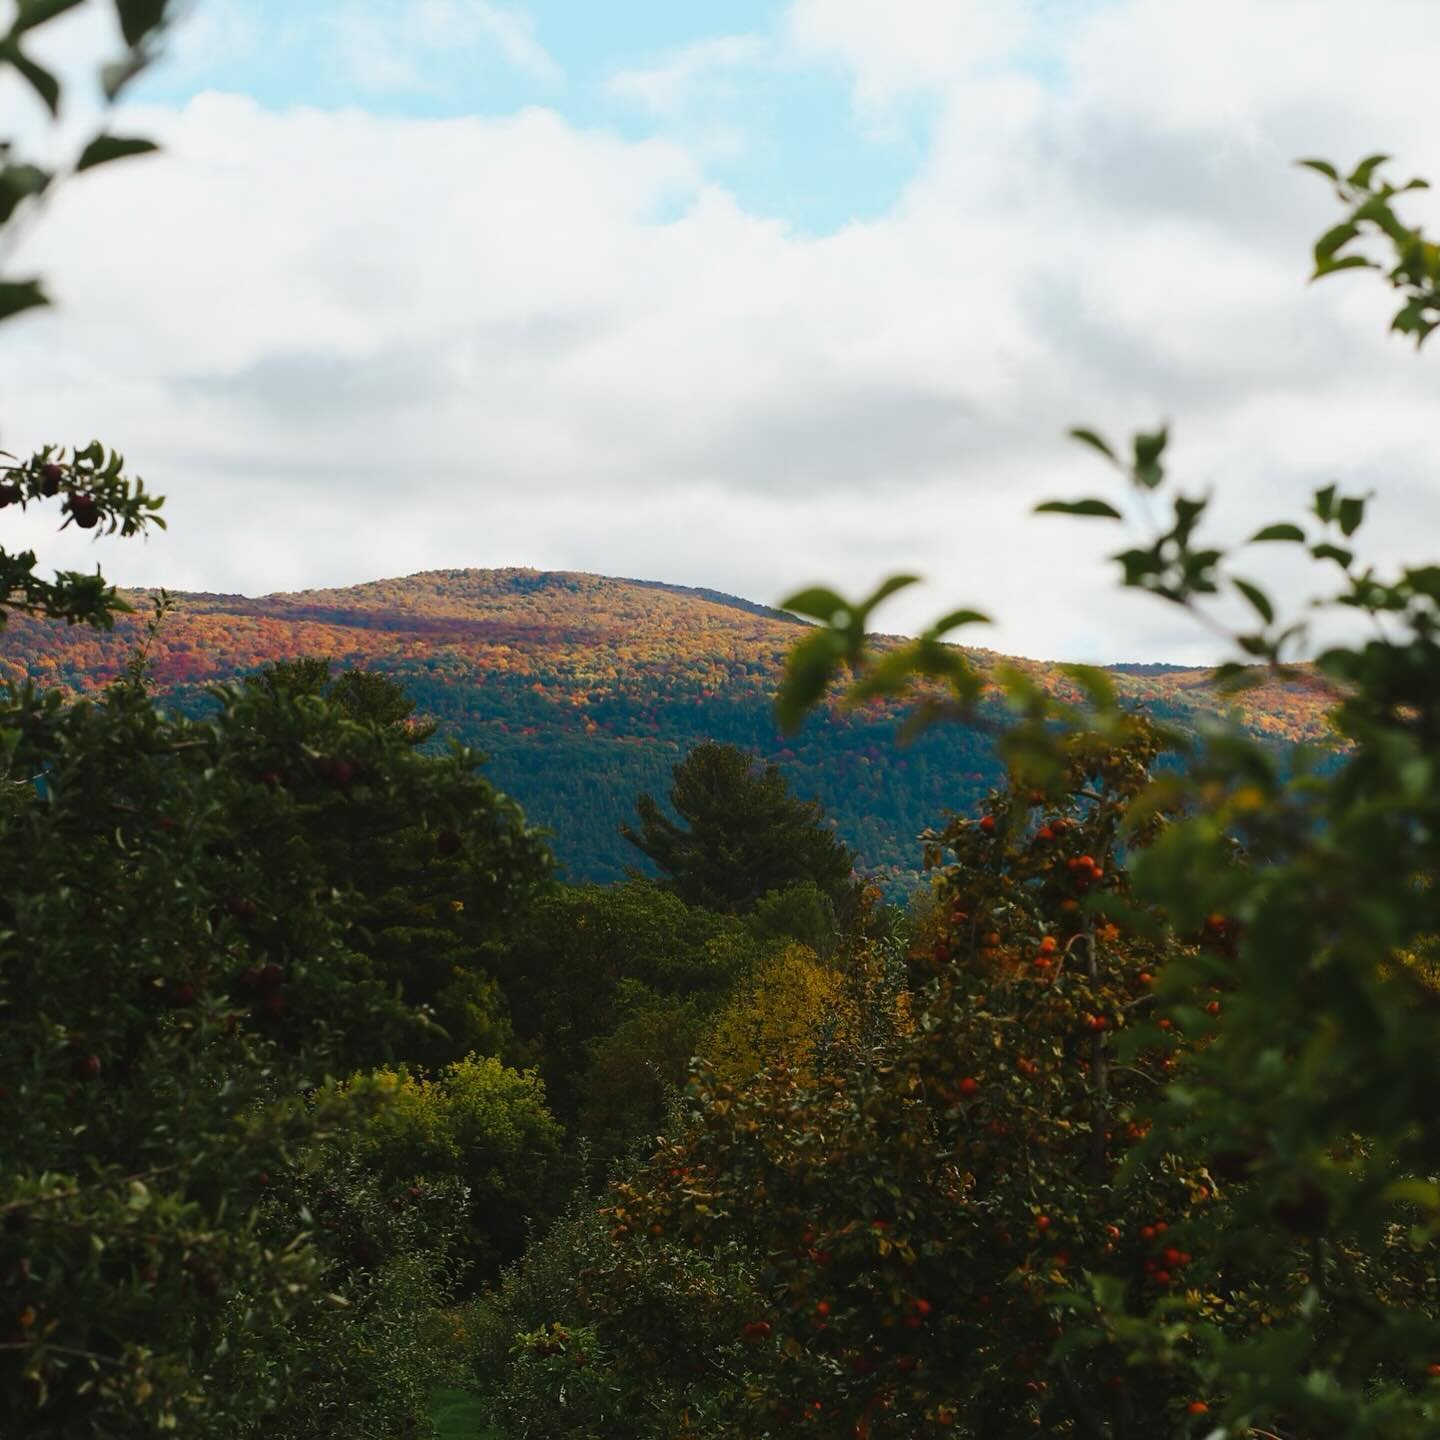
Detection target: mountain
<box><xmin>1</xmin><ymin>568</ymin><xmax>1337</xmax><ymax>889</ymax></box>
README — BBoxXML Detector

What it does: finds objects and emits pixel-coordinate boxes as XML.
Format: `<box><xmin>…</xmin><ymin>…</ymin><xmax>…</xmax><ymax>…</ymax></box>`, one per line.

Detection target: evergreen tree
<box><xmin>622</xmin><ymin>741</ymin><xmax>856</xmax><ymax>915</ymax></box>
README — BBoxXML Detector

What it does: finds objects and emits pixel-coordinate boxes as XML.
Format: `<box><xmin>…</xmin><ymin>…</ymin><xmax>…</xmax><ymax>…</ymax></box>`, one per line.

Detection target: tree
<box><xmin>481</xmin><ymin>728</ymin><xmax>1208</xmax><ymax>1439</ymax></box>
<box><xmin>760</xmin><ymin>154</ymin><xmax>1440</xmax><ymax>1437</ymax></box>
<box><xmin>623</xmin><ymin>741</ymin><xmax>857</xmax><ymax>916</ymax></box>
<box><xmin>3</xmin><ymin>1</ymin><xmax>176</xmax><ymax>630</ymax></box>
<box><xmin>0</xmin><ymin>659</ymin><xmax>553</xmax><ymax>1435</ymax></box>
<box><xmin>249</xmin><ymin>658</ymin><xmax>438</xmax><ymax>740</ymax></box>
<box><xmin>484</xmin><ymin>878</ymin><xmax>756</xmax><ymax>1135</ymax></box>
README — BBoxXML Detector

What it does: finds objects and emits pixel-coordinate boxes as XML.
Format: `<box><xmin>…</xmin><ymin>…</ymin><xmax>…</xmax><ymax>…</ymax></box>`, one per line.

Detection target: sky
<box><xmin>2</xmin><ymin>0</ymin><xmax>1439</xmax><ymax>663</ymax></box>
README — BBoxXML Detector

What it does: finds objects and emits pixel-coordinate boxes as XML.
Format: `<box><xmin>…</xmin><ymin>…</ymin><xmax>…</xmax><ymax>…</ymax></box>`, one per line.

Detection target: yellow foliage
<box><xmin>702</xmin><ymin>943</ymin><xmax>857</xmax><ymax>1086</ymax></box>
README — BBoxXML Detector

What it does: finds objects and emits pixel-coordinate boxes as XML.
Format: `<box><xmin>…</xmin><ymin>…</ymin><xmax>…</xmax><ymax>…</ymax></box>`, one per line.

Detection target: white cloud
<box><xmin>607</xmin><ymin>35</ymin><xmax>766</xmax><ymax>117</ymax></box>
<box><xmin>4</xmin><ymin>0</ymin><xmax>1440</xmax><ymax>667</ymax></box>
<box><xmin>785</xmin><ymin>0</ymin><xmax>1037</xmax><ymax>111</ymax></box>
<box><xmin>329</xmin><ymin>0</ymin><xmax>564</xmax><ymax>96</ymax></box>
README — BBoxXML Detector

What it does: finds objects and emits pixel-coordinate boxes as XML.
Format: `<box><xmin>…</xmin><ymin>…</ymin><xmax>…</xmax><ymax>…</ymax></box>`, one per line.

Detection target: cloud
<box><xmin>606</xmin><ymin>35</ymin><xmax>767</xmax><ymax>117</ymax></box>
<box><xmin>784</xmin><ymin>0</ymin><xmax>1038</xmax><ymax>112</ymax></box>
<box><xmin>326</xmin><ymin>0</ymin><xmax>564</xmax><ymax>95</ymax></box>
<box><xmin>4</xmin><ymin>0</ymin><xmax>1440</xmax><ymax>668</ymax></box>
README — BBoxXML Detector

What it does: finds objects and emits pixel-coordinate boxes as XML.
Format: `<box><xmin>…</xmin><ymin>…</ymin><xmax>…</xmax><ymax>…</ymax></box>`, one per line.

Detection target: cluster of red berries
<box><xmin>1066</xmin><ymin>854</ymin><xmax>1105</xmax><ymax>890</ymax></box>
<box><xmin>1138</xmin><ymin>1220</ymin><xmax>1191</xmax><ymax>1285</ymax></box>
<box><xmin>1</xmin><ymin>462</ymin><xmax>99</xmax><ymax>526</ymax></box>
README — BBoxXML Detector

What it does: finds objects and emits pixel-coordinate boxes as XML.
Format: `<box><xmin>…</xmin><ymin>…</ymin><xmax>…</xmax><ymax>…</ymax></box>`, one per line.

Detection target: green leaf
<box><xmin>925</xmin><ymin>608</ymin><xmax>990</xmax><ymax>638</ymax></box>
<box><xmin>76</xmin><ymin>134</ymin><xmax>159</xmax><ymax>172</ymax></box>
<box><xmin>116</xmin><ymin>0</ymin><xmax>169</xmax><ymax>48</ymax></box>
<box><xmin>1296</xmin><ymin>158</ymin><xmax>1339</xmax><ymax>182</ymax></box>
<box><xmin>1034</xmin><ymin>498</ymin><xmax>1123</xmax><ymax>519</ymax></box>
<box><xmin>859</xmin><ymin>574</ymin><xmax>921</xmax><ymax>617</ymax></box>
<box><xmin>1313</xmin><ymin>484</ymin><xmax>1337</xmax><ymax>524</ymax></box>
<box><xmin>775</xmin><ymin>629</ymin><xmax>846</xmax><ymax>734</ymax></box>
<box><xmin>1249</xmin><ymin>523</ymin><xmax>1305</xmax><ymax>544</ymax></box>
<box><xmin>0</xmin><ymin>278</ymin><xmax>48</xmax><ymax>323</ymax></box>
<box><xmin>1312</xmin><ymin>543</ymin><xmax>1353</xmax><ymax>568</ymax></box>
<box><xmin>1346</xmin><ymin>153</ymin><xmax>1391</xmax><ymax>189</ymax></box>
<box><xmin>1312</xmin><ymin>254</ymin><xmax>1376</xmax><ymax>279</ymax></box>
<box><xmin>1067</xmin><ymin>428</ymin><xmax>1118</xmax><ymax>463</ymax></box>
<box><xmin>1</xmin><ymin>38</ymin><xmax>60</xmax><ymax>115</ymax></box>
<box><xmin>1133</xmin><ymin>426</ymin><xmax>1168</xmax><ymax>468</ymax></box>
<box><xmin>1232</xmin><ymin>578</ymin><xmax>1274</xmax><ymax>625</ymax></box>
<box><xmin>13</xmin><ymin>0</ymin><xmax>86</xmax><ymax>32</ymax></box>
<box><xmin>0</xmin><ymin>162</ymin><xmax>50</xmax><ymax>224</ymax></box>
<box><xmin>1352</xmin><ymin>195</ymin><xmax>1411</xmax><ymax>243</ymax></box>
<box><xmin>1313</xmin><ymin>221</ymin><xmax>1359</xmax><ymax>263</ymax></box>
<box><xmin>1337</xmin><ymin>496</ymin><xmax>1366</xmax><ymax>538</ymax></box>
<box><xmin>779</xmin><ymin>587</ymin><xmax>849</xmax><ymax>624</ymax></box>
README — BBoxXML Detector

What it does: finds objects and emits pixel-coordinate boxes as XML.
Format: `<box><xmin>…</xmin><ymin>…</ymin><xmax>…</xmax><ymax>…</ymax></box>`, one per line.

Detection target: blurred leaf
<box><xmin>1346</xmin><ymin>153</ymin><xmax>1391</xmax><ymax>189</ymax></box>
<box><xmin>1313</xmin><ymin>254</ymin><xmax>1376</xmax><ymax>279</ymax></box>
<box><xmin>13</xmin><ymin>0</ymin><xmax>86</xmax><ymax>31</ymax></box>
<box><xmin>116</xmin><ymin>0</ymin><xmax>168</xmax><ymax>48</ymax></box>
<box><xmin>1337</xmin><ymin>496</ymin><xmax>1366</xmax><ymax>537</ymax></box>
<box><xmin>780</xmin><ymin>587</ymin><xmax>848</xmax><ymax>624</ymax></box>
<box><xmin>0</xmin><ymin>279</ymin><xmax>48</xmax><ymax>323</ymax></box>
<box><xmin>1035</xmin><ymin>498</ymin><xmax>1123</xmax><ymax>519</ymax></box>
<box><xmin>1313</xmin><ymin>221</ymin><xmax>1359</xmax><ymax>263</ymax></box>
<box><xmin>1296</xmin><ymin>158</ymin><xmax>1339</xmax><ymax>182</ymax></box>
<box><xmin>1</xmin><ymin>38</ymin><xmax>60</xmax><ymax>114</ymax></box>
<box><xmin>1232</xmin><ymin>578</ymin><xmax>1275</xmax><ymax>625</ymax></box>
<box><xmin>1068</xmin><ymin>428</ymin><xmax>1118</xmax><ymax>463</ymax></box>
<box><xmin>859</xmin><ymin>574</ymin><xmax>921</xmax><ymax>618</ymax></box>
<box><xmin>76</xmin><ymin>134</ymin><xmax>159</xmax><ymax>172</ymax></box>
<box><xmin>1250</xmin><ymin>523</ymin><xmax>1306</xmax><ymax>544</ymax></box>
<box><xmin>925</xmin><ymin>608</ymin><xmax>990</xmax><ymax>638</ymax></box>
<box><xmin>775</xmin><ymin>629</ymin><xmax>846</xmax><ymax>734</ymax></box>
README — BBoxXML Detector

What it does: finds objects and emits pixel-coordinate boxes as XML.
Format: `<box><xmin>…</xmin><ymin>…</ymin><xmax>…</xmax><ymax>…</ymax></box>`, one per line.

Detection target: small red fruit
<box><xmin>742</xmin><ymin>1320</ymin><xmax>772</xmax><ymax>1341</ymax></box>
<box><xmin>1207</xmin><ymin>1001</ymin><xmax>1222</xmax><ymax>1016</ymax></box>
<box><xmin>1035</xmin><ymin>1215</ymin><xmax>1050</xmax><ymax>1231</ymax></box>
<box><xmin>67</xmin><ymin>492</ymin><xmax>100</xmax><ymax>528</ymax></box>
<box><xmin>258</xmin><ymin>770</ymin><xmax>283</xmax><ymax>789</ymax></box>
<box><xmin>0</xmin><ymin>483</ymin><xmax>20</xmax><ymax>508</ymax></box>
<box><xmin>436</xmin><ymin>828</ymin><xmax>463</xmax><ymax>856</ymax></box>
<box><xmin>1186</xmin><ymin>1401</ymin><xmax>1209</xmax><ymax>1415</ymax></box>
<box><xmin>958</xmin><ymin>1077</ymin><xmax>979</xmax><ymax>1097</ymax></box>
<box><xmin>1038</xmin><ymin>935</ymin><xmax>1057</xmax><ymax>955</ymax></box>
<box><xmin>1164</xmin><ymin>1247</ymin><xmax>1183</xmax><ymax>1266</ymax></box>
<box><xmin>73</xmin><ymin>1053</ymin><xmax>102</xmax><ymax>1081</ymax></box>
<box><xmin>40</xmin><ymin>462</ymin><xmax>64</xmax><ymax>494</ymax></box>
<box><xmin>815</xmin><ymin>1300</ymin><xmax>830</xmax><ymax>1317</ymax></box>
<box><xmin>979</xmin><ymin>815</ymin><xmax>996</xmax><ymax>834</ymax></box>
<box><xmin>1153</xmin><ymin>1269</ymin><xmax>1171</xmax><ymax>1285</ymax></box>
<box><xmin>1140</xmin><ymin>1225</ymin><xmax>1156</xmax><ymax>1241</ymax></box>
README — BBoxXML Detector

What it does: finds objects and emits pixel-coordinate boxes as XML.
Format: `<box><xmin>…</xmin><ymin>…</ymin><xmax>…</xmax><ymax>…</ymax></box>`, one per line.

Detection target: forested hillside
<box><xmin>0</xmin><ymin>567</ymin><xmax>1334</xmax><ymax>887</ymax></box>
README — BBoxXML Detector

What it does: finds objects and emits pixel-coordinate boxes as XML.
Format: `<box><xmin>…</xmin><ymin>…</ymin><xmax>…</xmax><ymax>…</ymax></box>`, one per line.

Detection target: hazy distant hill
<box><xmin>2</xmin><ymin>568</ymin><xmax>1337</xmax><ymax>888</ymax></box>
